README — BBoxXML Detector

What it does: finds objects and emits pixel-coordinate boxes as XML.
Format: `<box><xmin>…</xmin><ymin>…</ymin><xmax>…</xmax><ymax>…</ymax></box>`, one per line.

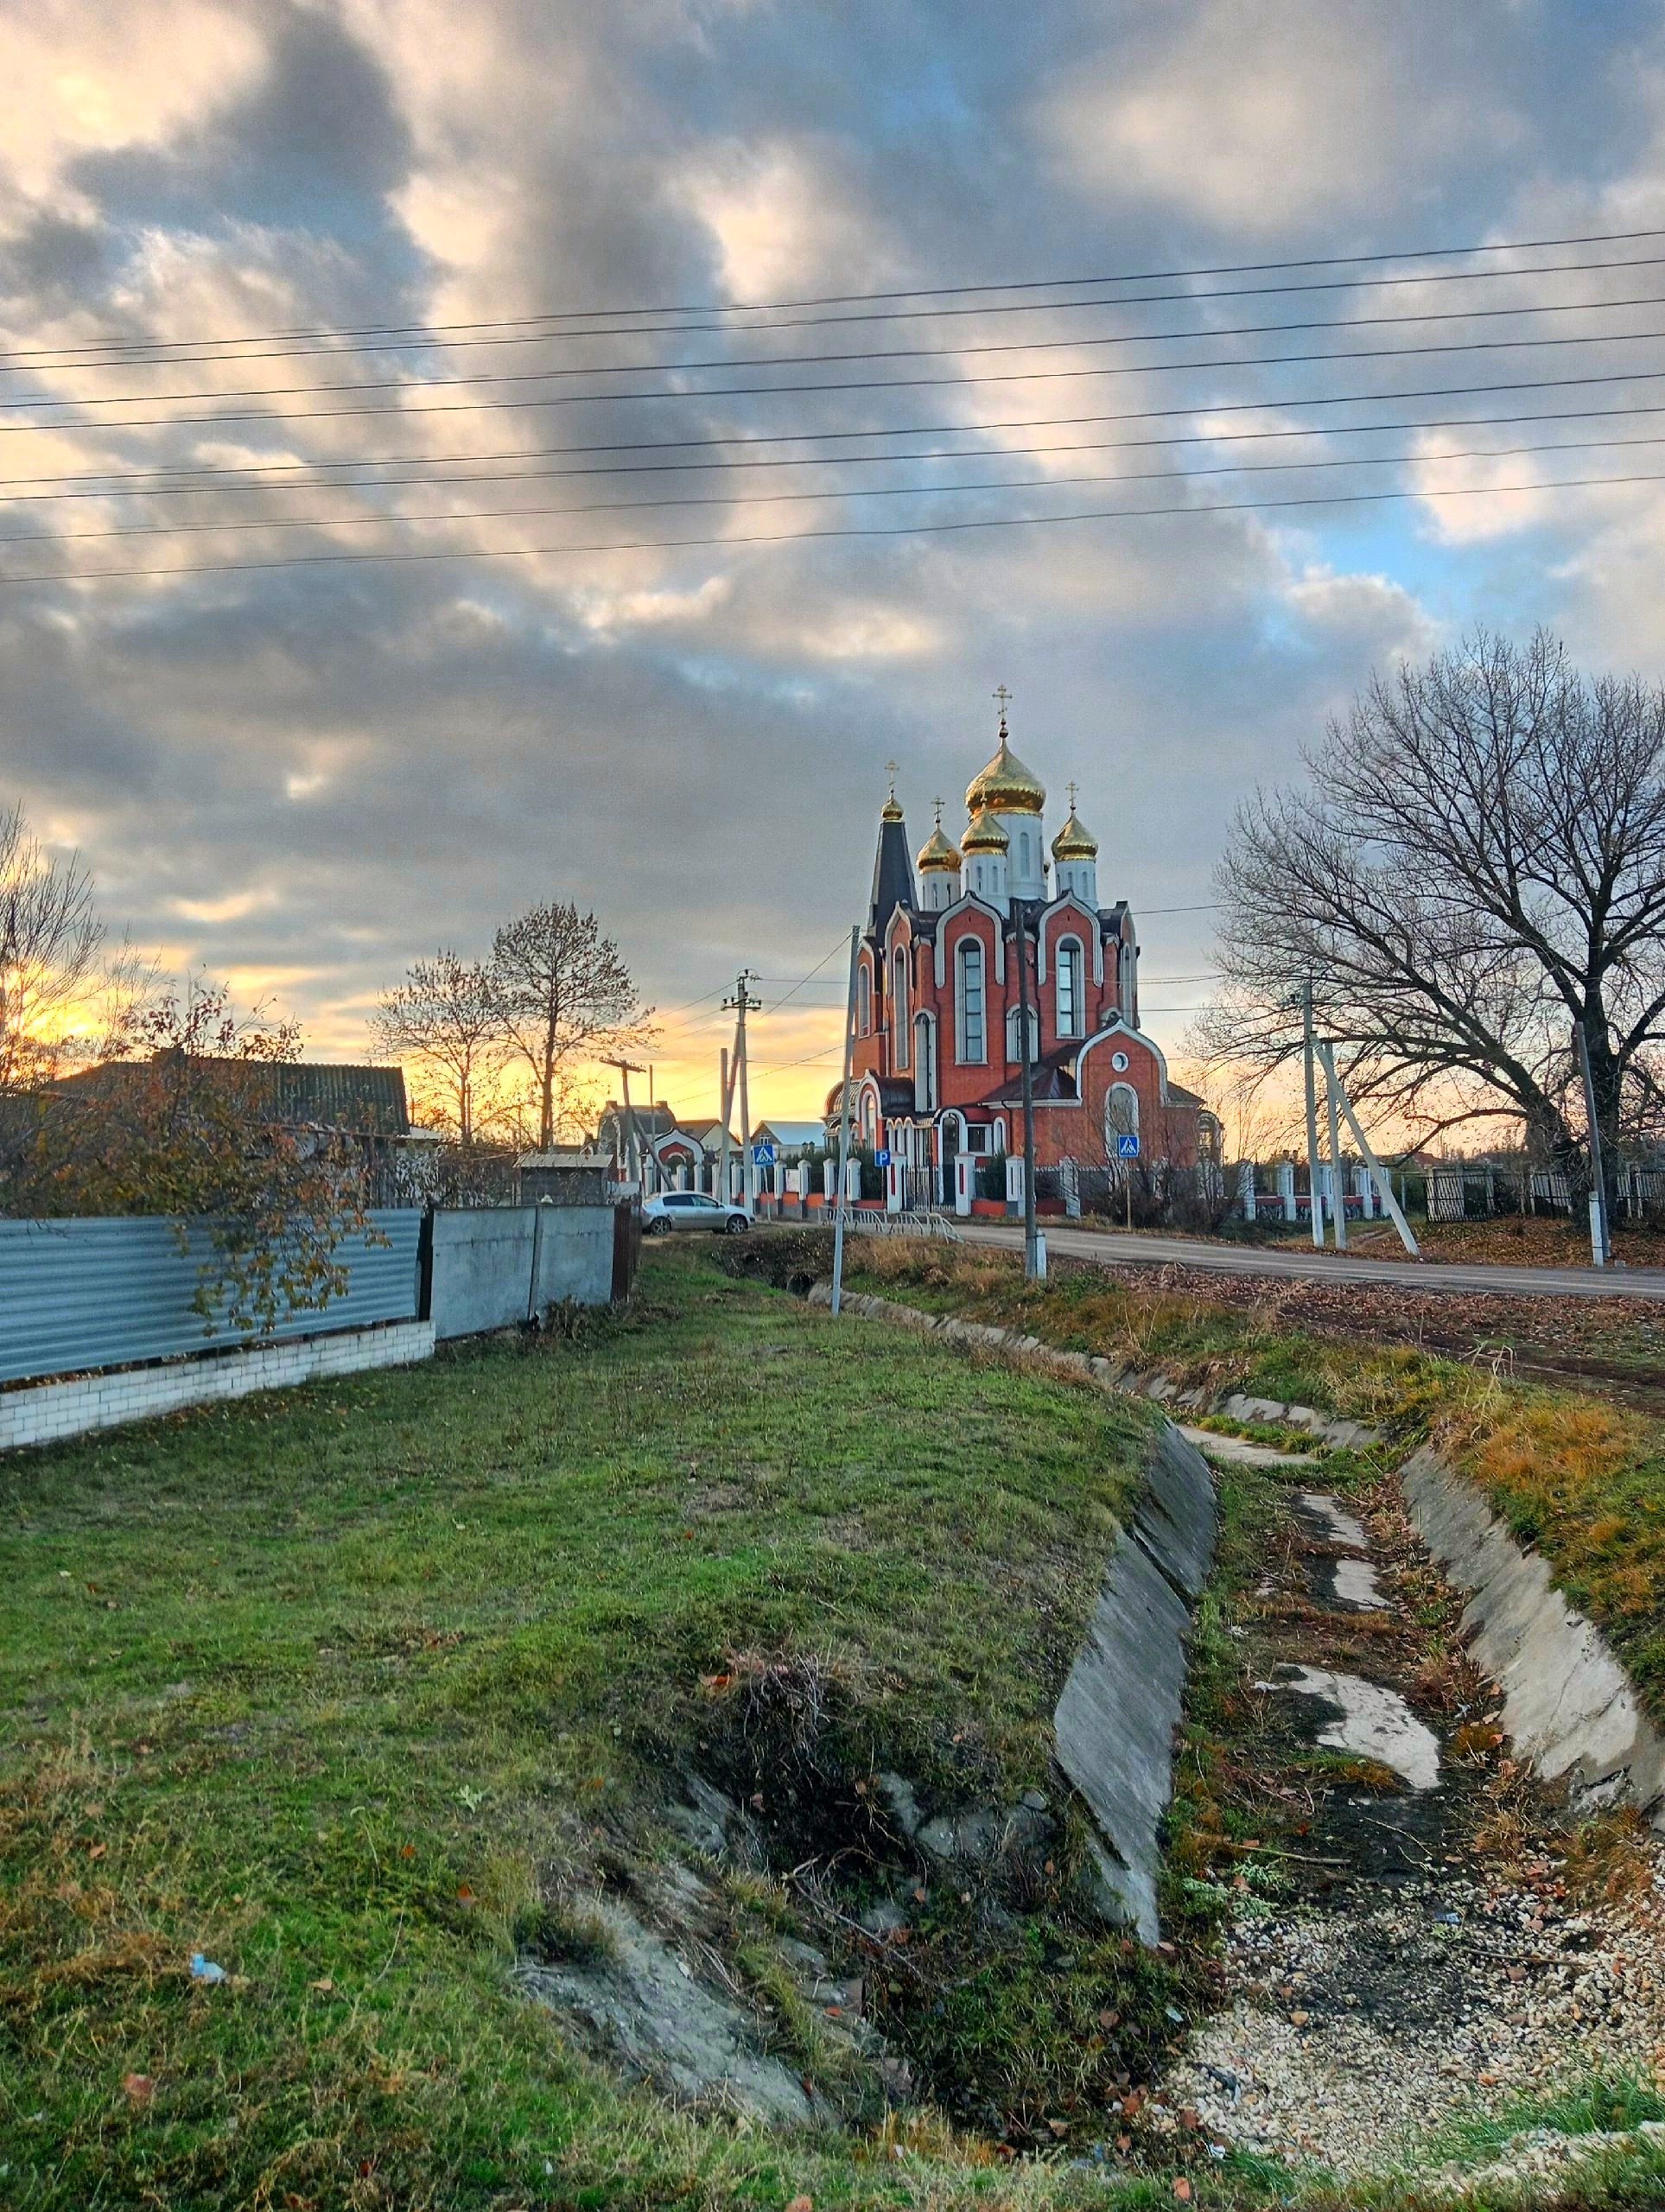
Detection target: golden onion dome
<box><xmin>960</xmin><ymin>805</ymin><xmax>1010</xmax><ymax>855</ymax></box>
<box><xmin>917</xmin><ymin>820</ymin><xmax>963</xmax><ymax>873</ymax></box>
<box><xmin>880</xmin><ymin>794</ymin><xmax>904</xmax><ymax>824</ymax></box>
<box><xmin>966</xmin><ymin>723</ymin><xmax>1045</xmax><ymax>817</ymax></box>
<box><xmin>1051</xmin><ymin>803</ymin><xmax>1099</xmax><ymax>862</ymax></box>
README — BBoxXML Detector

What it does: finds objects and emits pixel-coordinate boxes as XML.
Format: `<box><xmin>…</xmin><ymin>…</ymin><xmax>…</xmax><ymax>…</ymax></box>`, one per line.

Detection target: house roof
<box><xmin>677</xmin><ymin>1117</ymin><xmax>736</xmax><ymax>1147</ymax></box>
<box><xmin>598</xmin><ymin>1101</ymin><xmax>679</xmax><ymax>1138</ymax></box>
<box><xmin>752</xmin><ymin>1119</ymin><xmax>825</xmax><ymax>1147</ymax></box>
<box><xmin>51</xmin><ymin>1055</ymin><xmax>410</xmax><ymax>1135</ymax></box>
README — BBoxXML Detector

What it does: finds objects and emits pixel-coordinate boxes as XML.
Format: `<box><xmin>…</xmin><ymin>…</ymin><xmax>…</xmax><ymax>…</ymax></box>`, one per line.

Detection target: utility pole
<box><xmin>717</xmin><ymin>1046</ymin><xmax>732</xmax><ymax>1201</ymax></box>
<box><xmin>1316</xmin><ymin>1039</ymin><xmax>1421</xmax><ymax>1259</ymax></box>
<box><xmin>606</xmin><ymin>1058</ymin><xmax>648</xmax><ymax>1193</ymax></box>
<box><xmin>724</xmin><ymin>969</ymin><xmax>760</xmax><ymax>1215</ymax></box>
<box><xmin>1322</xmin><ymin>1033</ymin><xmax>1348</xmax><ymax>1250</ymax></box>
<box><xmin>830</xmin><ymin>925</ymin><xmax>860</xmax><ymax>1317</ymax></box>
<box><xmin>1574</xmin><ymin>1019</ymin><xmax>1611</xmax><ymax>1268</ymax></box>
<box><xmin>1014</xmin><ymin>900</ymin><xmax>1044</xmax><ymax>1281</ymax></box>
<box><xmin>1302</xmin><ymin>978</ymin><xmax>1325</xmax><ymax>1249</ymax></box>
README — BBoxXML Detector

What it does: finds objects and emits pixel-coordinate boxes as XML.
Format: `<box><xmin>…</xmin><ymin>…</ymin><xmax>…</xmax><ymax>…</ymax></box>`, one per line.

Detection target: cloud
<box><xmin>5</xmin><ymin>0</ymin><xmax>1665</xmax><ymax>1124</ymax></box>
<box><xmin>1041</xmin><ymin>0</ymin><xmax>1522</xmax><ymax>234</ymax></box>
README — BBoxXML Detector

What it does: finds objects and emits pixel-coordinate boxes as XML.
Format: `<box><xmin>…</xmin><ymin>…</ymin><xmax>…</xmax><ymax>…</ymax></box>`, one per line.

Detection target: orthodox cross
<box><xmin>992</xmin><ymin>683</ymin><xmax>1013</xmax><ymax>730</ymax></box>
<box><xmin>884</xmin><ymin>757</ymin><xmax>899</xmax><ymax>803</ymax></box>
<box><xmin>931</xmin><ymin>793</ymin><xmax>945</xmax><ymax>827</ymax></box>
<box><xmin>1066</xmin><ymin>779</ymin><xmax>1079</xmax><ymax>812</ymax></box>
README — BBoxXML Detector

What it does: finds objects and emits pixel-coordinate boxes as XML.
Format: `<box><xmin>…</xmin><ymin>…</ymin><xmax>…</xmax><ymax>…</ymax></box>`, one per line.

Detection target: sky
<box><xmin>8</xmin><ymin>0</ymin><xmax>1665</xmax><ymax>1127</ymax></box>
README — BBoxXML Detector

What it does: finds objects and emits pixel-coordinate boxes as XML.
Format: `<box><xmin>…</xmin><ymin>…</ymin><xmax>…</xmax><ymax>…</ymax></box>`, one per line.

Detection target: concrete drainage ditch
<box><xmin>804</xmin><ymin>1274</ymin><xmax>1665</xmax><ymax>2178</ymax></box>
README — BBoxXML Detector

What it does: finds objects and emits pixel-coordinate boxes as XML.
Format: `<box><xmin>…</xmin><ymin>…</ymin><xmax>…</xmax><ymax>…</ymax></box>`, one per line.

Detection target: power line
<box><xmin>13</xmin><ymin>423</ymin><xmax>1665</xmax><ymax>550</ymax></box>
<box><xmin>11</xmin><ymin>249</ymin><xmax>1665</xmax><ymax>372</ymax></box>
<box><xmin>18</xmin><ymin>380</ymin><xmax>1665</xmax><ymax>498</ymax></box>
<box><xmin>16</xmin><ymin>316</ymin><xmax>1665</xmax><ymax>440</ymax></box>
<box><xmin>10</xmin><ymin>289</ymin><xmax>1665</xmax><ymax>422</ymax></box>
<box><xmin>9</xmin><ymin>224</ymin><xmax>1663</xmax><ymax>356</ymax></box>
<box><xmin>8</xmin><ymin>464</ymin><xmax>1662</xmax><ymax>588</ymax></box>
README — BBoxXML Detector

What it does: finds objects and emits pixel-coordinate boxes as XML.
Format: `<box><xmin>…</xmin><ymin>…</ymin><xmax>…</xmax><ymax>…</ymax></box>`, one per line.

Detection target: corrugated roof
<box><xmin>50</xmin><ymin>1056</ymin><xmax>410</xmax><ymax>1134</ymax></box>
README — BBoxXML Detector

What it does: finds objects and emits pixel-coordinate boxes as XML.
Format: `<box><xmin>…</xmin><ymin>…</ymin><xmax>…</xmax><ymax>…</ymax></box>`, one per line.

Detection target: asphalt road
<box><xmin>956</xmin><ymin>1219</ymin><xmax>1665</xmax><ymax>1301</ymax></box>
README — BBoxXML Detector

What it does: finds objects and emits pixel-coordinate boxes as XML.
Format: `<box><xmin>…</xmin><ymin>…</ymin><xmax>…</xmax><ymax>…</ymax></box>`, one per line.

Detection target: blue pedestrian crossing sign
<box><xmin>752</xmin><ymin>1142</ymin><xmax>776</xmax><ymax>1166</ymax></box>
<box><xmin>874</xmin><ymin>1147</ymin><xmax>893</xmax><ymax>1166</ymax></box>
<box><xmin>1116</xmin><ymin>1133</ymin><xmax>1141</xmax><ymax>1160</ymax></box>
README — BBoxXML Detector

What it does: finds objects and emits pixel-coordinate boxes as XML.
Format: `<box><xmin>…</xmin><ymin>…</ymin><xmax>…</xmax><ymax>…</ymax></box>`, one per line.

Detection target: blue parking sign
<box><xmin>874</xmin><ymin>1147</ymin><xmax>892</xmax><ymax>1166</ymax></box>
<box><xmin>1116</xmin><ymin>1133</ymin><xmax>1141</xmax><ymax>1160</ymax></box>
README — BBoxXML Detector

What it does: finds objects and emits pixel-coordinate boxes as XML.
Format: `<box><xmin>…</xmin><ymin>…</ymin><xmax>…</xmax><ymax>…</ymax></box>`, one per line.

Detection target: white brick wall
<box><xmin>0</xmin><ymin>1321</ymin><xmax>436</xmax><ymax>1452</ymax></box>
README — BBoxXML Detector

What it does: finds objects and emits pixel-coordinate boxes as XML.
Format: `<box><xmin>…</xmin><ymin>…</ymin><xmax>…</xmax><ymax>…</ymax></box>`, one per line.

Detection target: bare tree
<box><xmin>0</xmin><ymin>801</ymin><xmax>104</xmax><ymax>1092</ymax></box>
<box><xmin>1200</xmin><ymin>630</ymin><xmax>1665</xmax><ymax>1193</ymax></box>
<box><xmin>489</xmin><ymin>901</ymin><xmax>653</xmax><ymax>1151</ymax></box>
<box><xmin>371</xmin><ymin>950</ymin><xmax>502</xmax><ymax>1145</ymax></box>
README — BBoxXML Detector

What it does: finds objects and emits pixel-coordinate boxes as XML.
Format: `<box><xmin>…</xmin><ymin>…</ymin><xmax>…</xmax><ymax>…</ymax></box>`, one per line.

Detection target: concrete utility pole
<box><xmin>1316</xmin><ymin>1039</ymin><xmax>1421</xmax><ymax>1259</ymax></box>
<box><xmin>718</xmin><ymin>1046</ymin><xmax>732</xmax><ymax>1200</ymax></box>
<box><xmin>1302</xmin><ymin>978</ymin><xmax>1325</xmax><ymax>1249</ymax></box>
<box><xmin>1322</xmin><ymin>1034</ymin><xmax>1348</xmax><ymax>1250</ymax></box>
<box><xmin>1014</xmin><ymin>901</ymin><xmax>1044</xmax><ymax>1281</ymax></box>
<box><xmin>1574</xmin><ymin>1019</ymin><xmax>1611</xmax><ymax>1267</ymax></box>
<box><xmin>725</xmin><ymin>969</ymin><xmax>760</xmax><ymax>1214</ymax></box>
<box><xmin>830</xmin><ymin>925</ymin><xmax>860</xmax><ymax>1317</ymax></box>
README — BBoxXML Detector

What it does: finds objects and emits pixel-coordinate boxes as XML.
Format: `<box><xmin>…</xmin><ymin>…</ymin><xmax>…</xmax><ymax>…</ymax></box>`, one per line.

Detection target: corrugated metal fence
<box><xmin>0</xmin><ymin>1212</ymin><xmax>421</xmax><ymax>1386</ymax></box>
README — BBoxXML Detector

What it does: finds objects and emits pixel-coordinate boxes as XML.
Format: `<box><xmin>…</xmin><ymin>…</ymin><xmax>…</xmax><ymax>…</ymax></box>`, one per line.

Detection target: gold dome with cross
<box><xmin>1051</xmin><ymin>781</ymin><xmax>1099</xmax><ymax>861</ymax></box>
<box><xmin>965</xmin><ymin>686</ymin><xmax>1045</xmax><ymax>817</ymax></box>
<box><xmin>916</xmin><ymin>797</ymin><xmax>963</xmax><ymax>874</ymax></box>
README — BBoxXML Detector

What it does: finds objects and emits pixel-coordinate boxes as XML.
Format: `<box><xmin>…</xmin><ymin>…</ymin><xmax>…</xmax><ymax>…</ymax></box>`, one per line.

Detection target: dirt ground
<box><xmin>1164</xmin><ymin>1454</ymin><xmax>1665</xmax><ymax>2177</ymax></box>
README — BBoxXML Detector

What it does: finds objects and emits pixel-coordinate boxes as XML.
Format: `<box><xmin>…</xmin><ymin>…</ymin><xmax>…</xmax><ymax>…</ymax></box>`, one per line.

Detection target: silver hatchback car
<box><xmin>642</xmin><ymin>1192</ymin><xmax>750</xmax><ymax>1236</ymax></box>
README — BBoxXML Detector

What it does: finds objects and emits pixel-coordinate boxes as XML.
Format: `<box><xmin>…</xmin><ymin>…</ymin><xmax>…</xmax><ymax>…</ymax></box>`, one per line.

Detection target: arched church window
<box><xmin>1006</xmin><ymin>1004</ymin><xmax>1039</xmax><ymax>1064</ymax></box>
<box><xmin>857</xmin><ymin>960</ymin><xmax>872</xmax><ymax>1035</ymax></box>
<box><xmin>956</xmin><ymin>941</ymin><xmax>985</xmax><ymax>1063</ymax></box>
<box><xmin>1056</xmin><ymin>938</ymin><xmax>1082</xmax><ymax>1037</ymax></box>
<box><xmin>1105</xmin><ymin>1081</ymin><xmax>1139</xmax><ymax>1160</ymax></box>
<box><xmin>892</xmin><ymin>947</ymin><xmax>909</xmax><ymax>1068</ymax></box>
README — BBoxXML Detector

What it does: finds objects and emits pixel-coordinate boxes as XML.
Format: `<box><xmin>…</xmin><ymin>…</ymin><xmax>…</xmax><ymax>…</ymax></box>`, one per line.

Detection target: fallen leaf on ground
<box><xmin>1173</xmin><ymin>2181</ymin><xmax>1193</xmax><ymax>2203</ymax></box>
<box><xmin>122</xmin><ymin>2073</ymin><xmax>154</xmax><ymax>2105</ymax></box>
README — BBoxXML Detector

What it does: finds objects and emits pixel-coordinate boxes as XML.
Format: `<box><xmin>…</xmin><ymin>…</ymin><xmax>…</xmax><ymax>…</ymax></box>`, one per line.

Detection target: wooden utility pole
<box><xmin>606</xmin><ymin>1058</ymin><xmax>648</xmax><ymax>1192</ymax></box>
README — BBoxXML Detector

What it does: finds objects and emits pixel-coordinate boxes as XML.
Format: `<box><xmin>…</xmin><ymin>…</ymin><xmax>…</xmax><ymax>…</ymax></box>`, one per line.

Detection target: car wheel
<box><xmin>724</xmin><ymin>1213</ymin><xmax>749</xmax><ymax>1234</ymax></box>
<box><xmin>648</xmin><ymin>1215</ymin><xmax>674</xmax><ymax>1236</ymax></box>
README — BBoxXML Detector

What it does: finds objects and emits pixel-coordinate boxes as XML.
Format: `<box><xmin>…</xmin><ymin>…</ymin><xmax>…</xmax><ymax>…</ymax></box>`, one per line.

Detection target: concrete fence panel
<box><xmin>531</xmin><ymin>1207</ymin><xmax>616</xmax><ymax>1311</ymax></box>
<box><xmin>428</xmin><ymin>1208</ymin><xmax>538</xmax><ymax>1339</ymax></box>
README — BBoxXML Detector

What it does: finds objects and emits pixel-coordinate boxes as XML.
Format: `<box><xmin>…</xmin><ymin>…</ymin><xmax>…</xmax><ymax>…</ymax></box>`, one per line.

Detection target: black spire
<box><xmin>867</xmin><ymin>766</ymin><xmax>914</xmax><ymax>937</ymax></box>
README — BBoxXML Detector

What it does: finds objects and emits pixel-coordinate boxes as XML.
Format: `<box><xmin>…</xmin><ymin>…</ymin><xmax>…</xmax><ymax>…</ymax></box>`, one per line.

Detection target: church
<box><xmin>832</xmin><ymin>699</ymin><xmax>1219</xmax><ymax>1207</ymax></box>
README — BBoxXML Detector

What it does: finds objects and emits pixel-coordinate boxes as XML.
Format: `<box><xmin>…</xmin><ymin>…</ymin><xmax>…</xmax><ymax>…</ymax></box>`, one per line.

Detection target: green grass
<box><xmin>3</xmin><ymin>1240</ymin><xmax>1660</xmax><ymax>2212</ymax></box>
<box><xmin>0</xmin><ymin>1243</ymin><xmax>1177</xmax><ymax>2209</ymax></box>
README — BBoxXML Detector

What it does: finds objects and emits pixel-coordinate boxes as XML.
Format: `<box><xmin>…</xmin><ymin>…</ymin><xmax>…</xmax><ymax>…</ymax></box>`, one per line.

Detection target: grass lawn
<box><xmin>5</xmin><ymin>1238</ymin><xmax>1661</xmax><ymax>2212</ymax></box>
<box><xmin>0</xmin><ymin>1243</ymin><xmax>1180</xmax><ymax>2211</ymax></box>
